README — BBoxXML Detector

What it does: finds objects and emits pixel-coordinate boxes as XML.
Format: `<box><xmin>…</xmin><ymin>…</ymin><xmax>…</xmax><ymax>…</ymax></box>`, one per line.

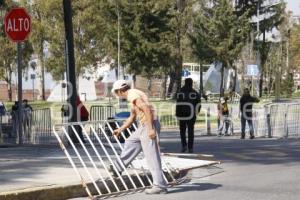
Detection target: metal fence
<box><xmin>30</xmin><ymin>108</ymin><xmax>52</xmax><ymax>144</ymax></box>
<box><xmin>0</xmin><ymin>108</ymin><xmax>52</xmax><ymax>144</ymax></box>
<box><xmin>227</xmin><ymin>102</ymin><xmax>300</xmax><ymax>138</ymax></box>
<box><xmin>53</xmin><ymin>120</ymin><xmax>176</xmax><ymax>198</ymax></box>
<box><xmin>106</xmin><ymin>102</ymin><xmax>300</xmax><ymax>138</ymax></box>
<box><xmin>286</xmin><ymin>104</ymin><xmax>300</xmax><ymax>137</ymax></box>
<box><xmin>53</xmin><ymin>120</ymin><xmax>219</xmax><ymax>198</ymax></box>
<box><xmin>2</xmin><ymin>101</ymin><xmax>299</xmax><ymax>146</ymax></box>
<box><xmin>90</xmin><ymin>105</ymin><xmax>116</xmax><ymax>122</ymax></box>
<box><xmin>267</xmin><ymin>103</ymin><xmax>300</xmax><ymax>138</ymax></box>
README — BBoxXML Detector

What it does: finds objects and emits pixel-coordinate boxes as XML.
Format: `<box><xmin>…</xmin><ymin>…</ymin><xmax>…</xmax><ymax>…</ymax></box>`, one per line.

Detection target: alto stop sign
<box><xmin>4</xmin><ymin>7</ymin><xmax>31</xmax><ymax>42</ymax></box>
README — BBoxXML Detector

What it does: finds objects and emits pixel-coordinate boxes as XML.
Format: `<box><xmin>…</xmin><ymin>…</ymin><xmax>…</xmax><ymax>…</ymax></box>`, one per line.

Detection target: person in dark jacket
<box><xmin>176</xmin><ymin>78</ymin><xmax>201</xmax><ymax>153</ymax></box>
<box><xmin>240</xmin><ymin>88</ymin><xmax>260</xmax><ymax>139</ymax></box>
<box><xmin>22</xmin><ymin>99</ymin><xmax>33</xmax><ymax>111</ymax></box>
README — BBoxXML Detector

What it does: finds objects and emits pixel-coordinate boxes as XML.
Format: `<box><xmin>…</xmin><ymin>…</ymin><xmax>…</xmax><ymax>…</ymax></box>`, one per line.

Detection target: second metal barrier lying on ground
<box><xmin>53</xmin><ymin>120</ymin><xmax>219</xmax><ymax>199</ymax></box>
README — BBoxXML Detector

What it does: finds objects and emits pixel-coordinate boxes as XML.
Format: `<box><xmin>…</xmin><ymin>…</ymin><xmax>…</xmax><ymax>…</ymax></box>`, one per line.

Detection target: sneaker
<box><xmin>145</xmin><ymin>186</ymin><xmax>168</xmax><ymax>194</ymax></box>
<box><xmin>250</xmin><ymin>135</ymin><xmax>255</xmax><ymax>139</ymax></box>
<box><xmin>109</xmin><ymin>165</ymin><xmax>121</xmax><ymax>178</ymax></box>
<box><xmin>188</xmin><ymin>149</ymin><xmax>193</xmax><ymax>153</ymax></box>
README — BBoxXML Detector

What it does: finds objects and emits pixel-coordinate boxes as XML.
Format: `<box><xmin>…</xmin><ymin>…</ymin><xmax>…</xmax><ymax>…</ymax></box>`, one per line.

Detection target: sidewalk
<box><xmin>0</xmin><ymin>130</ymin><xmax>209</xmax><ymax>200</ymax></box>
<box><xmin>0</xmin><ymin>145</ymin><xmax>88</xmax><ymax>199</ymax></box>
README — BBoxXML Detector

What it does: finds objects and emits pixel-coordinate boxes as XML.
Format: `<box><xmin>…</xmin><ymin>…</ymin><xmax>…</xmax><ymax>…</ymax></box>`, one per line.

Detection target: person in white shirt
<box><xmin>110</xmin><ymin>80</ymin><xmax>167</xmax><ymax>194</ymax></box>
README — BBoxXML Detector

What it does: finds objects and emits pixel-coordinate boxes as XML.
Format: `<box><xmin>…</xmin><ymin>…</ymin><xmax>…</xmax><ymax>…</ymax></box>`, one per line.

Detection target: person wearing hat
<box><xmin>110</xmin><ymin>80</ymin><xmax>167</xmax><ymax>194</ymax></box>
<box><xmin>240</xmin><ymin>88</ymin><xmax>260</xmax><ymax>139</ymax></box>
<box><xmin>217</xmin><ymin>97</ymin><xmax>230</xmax><ymax>136</ymax></box>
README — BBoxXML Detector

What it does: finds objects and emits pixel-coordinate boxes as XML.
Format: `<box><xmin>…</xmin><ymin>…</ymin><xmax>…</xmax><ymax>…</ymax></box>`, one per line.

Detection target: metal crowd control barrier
<box><xmin>269</xmin><ymin>104</ymin><xmax>288</xmax><ymax>138</ymax></box>
<box><xmin>1</xmin><ymin>108</ymin><xmax>52</xmax><ymax>144</ymax></box>
<box><xmin>54</xmin><ymin>121</ymin><xmax>176</xmax><ymax>198</ymax></box>
<box><xmin>90</xmin><ymin>106</ymin><xmax>115</xmax><ymax>121</ymax></box>
<box><xmin>158</xmin><ymin>115</ymin><xmax>178</xmax><ymax>128</ymax></box>
<box><xmin>260</xmin><ymin>103</ymin><xmax>300</xmax><ymax>138</ymax></box>
<box><xmin>286</xmin><ymin>104</ymin><xmax>300</xmax><ymax>137</ymax></box>
<box><xmin>89</xmin><ymin>106</ymin><xmax>116</xmax><ymax>143</ymax></box>
<box><xmin>30</xmin><ymin>108</ymin><xmax>52</xmax><ymax>144</ymax></box>
<box><xmin>53</xmin><ymin>120</ymin><xmax>178</xmax><ymax>199</ymax></box>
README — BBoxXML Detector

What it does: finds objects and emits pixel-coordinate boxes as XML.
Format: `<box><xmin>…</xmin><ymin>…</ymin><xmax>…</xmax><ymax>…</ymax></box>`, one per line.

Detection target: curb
<box><xmin>0</xmin><ymin>184</ymin><xmax>86</xmax><ymax>200</ymax></box>
<box><xmin>0</xmin><ymin>173</ymin><xmax>176</xmax><ymax>200</ymax></box>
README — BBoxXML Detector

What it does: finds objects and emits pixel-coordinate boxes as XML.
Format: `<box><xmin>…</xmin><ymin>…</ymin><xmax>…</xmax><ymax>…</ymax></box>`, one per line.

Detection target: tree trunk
<box><xmin>199</xmin><ymin>62</ymin><xmax>204</xmax><ymax>97</ymax></box>
<box><xmin>132</xmin><ymin>74</ymin><xmax>136</xmax><ymax>89</ymax></box>
<box><xmin>259</xmin><ymin>31</ymin><xmax>266</xmax><ymax>97</ymax></box>
<box><xmin>147</xmin><ymin>78</ymin><xmax>152</xmax><ymax>96</ymax></box>
<box><xmin>268</xmin><ymin>71</ymin><xmax>273</xmax><ymax>95</ymax></box>
<box><xmin>40</xmin><ymin>38</ymin><xmax>46</xmax><ymax>100</ymax></box>
<box><xmin>259</xmin><ymin>70</ymin><xmax>264</xmax><ymax>97</ymax></box>
<box><xmin>173</xmin><ymin>2</ymin><xmax>184</xmax><ymax>99</ymax></box>
<box><xmin>220</xmin><ymin>64</ymin><xmax>225</xmax><ymax>97</ymax></box>
<box><xmin>40</xmin><ymin>56</ymin><xmax>45</xmax><ymax>100</ymax></box>
<box><xmin>7</xmin><ymin>70</ymin><xmax>13</xmax><ymax>102</ymax></box>
<box><xmin>232</xmin><ymin>65</ymin><xmax>237</xmax><ymax>92</ymax></box>
<box><xmin>241</xmin><ymin>59</ymin><xmax>245</xmax><ymax>90</ymax></box>
<box><xmin>167</xmin><ymin>70</ymin><xmax>176</xmax><ymax>97</ymax></box>
<box><xmin>174</xmin><ymin>54</ymin><xmax>183</xmax><ymax>99</ymax></box>
<box><xmin>162</xmin><ymin>72</ymin><xmax>167</xmax><ymax>100</ymax></box>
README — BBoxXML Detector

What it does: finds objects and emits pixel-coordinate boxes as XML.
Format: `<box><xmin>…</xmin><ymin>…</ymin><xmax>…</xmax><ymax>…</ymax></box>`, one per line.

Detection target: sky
<box><xmin>286</xmin><ymin>0</ymin><xmax>300</xmax><ymax>16</ymax></box>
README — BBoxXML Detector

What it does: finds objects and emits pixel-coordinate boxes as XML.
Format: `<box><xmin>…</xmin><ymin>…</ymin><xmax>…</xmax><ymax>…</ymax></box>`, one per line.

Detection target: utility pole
<box><xmin>17</xmin><ymin>43</ymin><xmax>23</xmax><ymax>145</ymax></box>
<box><xmin>117</xmin><ymin>3</ymin><xmax>121</xmax><ymax>79</ymax></box>
<box><xmin>63</xmin><ymin>0</ymin><xmax>77</xmax><ymax>124</ymax></box>
<box><xmin>255</xmin><ymin>1</ymin><xmax>260</xmax><ymax>96</ymax></box>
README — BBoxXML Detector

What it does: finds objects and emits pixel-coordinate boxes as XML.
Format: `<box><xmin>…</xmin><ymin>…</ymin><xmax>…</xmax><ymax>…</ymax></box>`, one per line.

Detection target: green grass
<box><xmin>2</xmin><ymin>99</ymin><xmax>219</xmax><ymax>125</ymax></box>
<box><xmin>292</xmin><ymin>90</ymin><xmax>300</xmax><ymax>98</ymax></box>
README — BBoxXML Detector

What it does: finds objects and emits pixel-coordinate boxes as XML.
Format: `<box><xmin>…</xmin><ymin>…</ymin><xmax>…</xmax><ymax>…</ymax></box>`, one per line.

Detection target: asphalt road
<box><xmin>70</xmin><ymin>132</ymin><xmax>300</xmax><ymax>200</ymax></box>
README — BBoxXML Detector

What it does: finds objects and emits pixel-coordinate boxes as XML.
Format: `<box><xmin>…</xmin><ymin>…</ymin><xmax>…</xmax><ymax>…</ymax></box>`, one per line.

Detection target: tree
<box><xmin>166</xmin><ymin>0</ymin><xmax>196</xmax><ymax>98</ymax></box>
<box><xmin>34</xmin><ymin>0</ymin><xmax>107</xmax><ymax>81</ymax></box>
<box><xmin>189</xmin><ymin>1</ymin><xmax>215</xmax><ymax>97</ymax></box>
<box><xmin>191</xmin><ymin>0</ymin><xmax>250</xmax><ymax>96</ymax></box>
<box><xmin>21</xmin><ymin>0</ymin><xmax>49</xmax><ymax>100</ymax></box>
<box><xmin>257</xmin><ymin>1</ymin><xmax>285</xmax><ymax>97</ymax></box>
<box><xmin>289</xmin><ymin>19</ymin><xmax>300</xmax><ymax>73</ymax></box>
<box><xmin>102</xmin><ymin>1</ymin><xmax>172</xmax><ymax>82</ymax></box>
<box><xmin>235</xmin><ymin>0</ymin><xmax>285</xmax><ymax>97</ymax></box>
<box><xmin>276</xmin><ymin>12</ymin><xmax>300</xmax><ymax>97</ymax></box>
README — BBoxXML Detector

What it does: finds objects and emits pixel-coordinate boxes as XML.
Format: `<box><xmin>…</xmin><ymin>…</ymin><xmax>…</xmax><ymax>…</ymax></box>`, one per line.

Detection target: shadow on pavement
<box><xmin>167</xmin><ymin>183</ymin><xmax>222</xmax><ymax>194</ymax></box>
<box><xmin>160</xmin><ymin>132</ymin><xmax>300</xmax><ymax>165</ymax></box>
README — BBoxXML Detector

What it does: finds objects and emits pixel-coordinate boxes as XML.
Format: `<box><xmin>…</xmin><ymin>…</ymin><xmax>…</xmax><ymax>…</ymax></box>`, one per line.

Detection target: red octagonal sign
<box><xmin>5</xmin><ymin>7</ymin><xmax>31</xmax><ymax>42</ymax></box>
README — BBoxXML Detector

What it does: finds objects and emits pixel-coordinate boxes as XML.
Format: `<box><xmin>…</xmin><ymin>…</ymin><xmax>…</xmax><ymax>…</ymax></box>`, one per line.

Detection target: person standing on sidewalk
<box><xmin>74</xmin><ymin>96</ymin><xmax>89</xmax><ymax>143</ymax></box>
<box><xmin>11</xmin><ymin>101</ymin><xmax>19</xmax><ymax>138</ymax></box>
<box><xmin>176</xmin><ymin>78</ymin><xmax>201</xmax><ymax>153</ymax></box>
<box><xmin>110</xmin><ymin>80</ymin><xmax>167</xmax><ymax>194</ymax></box>
<box><xmin>217</xmin><ymin>97</ymin><xmax>230</xmax><ymax>136</ymax></box>
<box><xmin>240</xmin><ymin>88</ymin><xmax>260</xmax><ymax>139</ymax></box>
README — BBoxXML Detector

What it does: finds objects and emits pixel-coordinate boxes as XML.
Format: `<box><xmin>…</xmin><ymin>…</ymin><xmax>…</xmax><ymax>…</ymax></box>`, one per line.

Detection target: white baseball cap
<box><xmin>220</xmin><ymin>97</ymin><xmax>225</xmax><ymax>104</ymax></box>
<box><xmin>111</xmin><ymin>79</ymin><xmax>129</xmax><ymax>93</ymax></box>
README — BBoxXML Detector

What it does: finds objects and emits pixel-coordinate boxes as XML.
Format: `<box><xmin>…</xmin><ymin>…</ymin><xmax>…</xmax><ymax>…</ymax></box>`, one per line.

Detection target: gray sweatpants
<box><xmin>114</xmin><ymin>120</ymin><xmax>167</xmax><ymax>188</ymax></box>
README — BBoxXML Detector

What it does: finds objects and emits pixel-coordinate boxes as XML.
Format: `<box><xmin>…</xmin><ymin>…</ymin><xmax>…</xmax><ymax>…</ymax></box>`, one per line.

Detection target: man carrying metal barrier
<box><xmin>110</xmin><ymin>79</ymin><xmax>168</xmax><ymax>194</ymax></box>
